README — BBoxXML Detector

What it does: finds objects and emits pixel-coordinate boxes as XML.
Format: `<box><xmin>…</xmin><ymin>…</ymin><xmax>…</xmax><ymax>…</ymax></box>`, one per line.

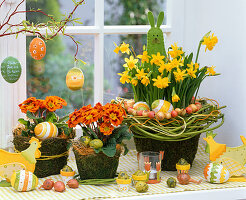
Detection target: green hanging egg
<box><xmin>1</xmin><ymin>56</ymin><xmax>22</xmax><ymax>83</ymax></box>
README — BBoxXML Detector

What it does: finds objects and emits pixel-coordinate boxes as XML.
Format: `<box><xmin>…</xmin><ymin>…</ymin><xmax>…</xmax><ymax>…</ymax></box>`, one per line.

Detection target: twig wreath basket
<box><xmin>115</xmin><ymin>11</ymin><xmax>225</xmax><ymax>170</ymax></box>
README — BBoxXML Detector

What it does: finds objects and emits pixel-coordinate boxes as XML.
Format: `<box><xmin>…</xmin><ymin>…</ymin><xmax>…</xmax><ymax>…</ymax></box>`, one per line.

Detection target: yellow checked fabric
<box><xmin>0</xmin><ymin>143</ymin><xmax>245</xmax><ymax>200</ymax></box>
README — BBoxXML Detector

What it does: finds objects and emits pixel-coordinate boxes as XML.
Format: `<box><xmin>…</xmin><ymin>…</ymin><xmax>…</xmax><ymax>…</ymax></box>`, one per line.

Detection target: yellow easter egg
<box><xmin>34</xmin><ymin>122</ymin><xmax>58</xmax><ymax>140</ymax></box>
<box><xmin>133</xmin><ymin>102</ymin><xmax>150</xmax><ymax>111</ymax></box>
<box><xmin>151</xmin><ymin>100</ymin><xmax>173</xmax><ymax>113</ymax></box>
<box><xmin>11</xmin><ymin>170</ymin><xmax>38</xmax><ymax>192</ymax></box>
<box><xmin>66</xmin><ymin>67</ymin><xmax>84</xmax><ymax>91</ymax></box>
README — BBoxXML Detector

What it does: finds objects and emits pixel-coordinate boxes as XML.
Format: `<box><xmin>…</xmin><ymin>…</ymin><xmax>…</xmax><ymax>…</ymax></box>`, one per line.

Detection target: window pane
<box><xmin>104</xmin><ymin>34</ymin><xmax>146</xmax><ymax>104</ymax></box>
<box><xmin>104</xmin><ymin>0</ymin><xmax>167</xmax><ymax>25</ymax></box>
<box><xmin>27</xmin><ymin>35</ymin><xmax>94</xmax><ymax>116</ymax></box>
<box><xmin>26</xmin><ymin>0</ymin><xmax>94</xmax><ymax>26</ymax></box>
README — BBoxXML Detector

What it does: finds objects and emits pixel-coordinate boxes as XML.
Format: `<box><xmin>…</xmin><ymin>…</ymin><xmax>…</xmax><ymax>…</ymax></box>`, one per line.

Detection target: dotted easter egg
<box><xmin>151</xmin><ymin>100</ymin><xmax>173</xmax><ymax>114</ymax></box>
<box><xmin>1</xmin><ymin>56</ymin><xmax>22</xmax><ymax>83</ymax></box>
<box><xmin>29</xmin><ymin>38</ymin><xmax>46</xmax><ymax>60</ymax></box>
<box><xmin>34</xmin><ymin>122</ymin><xmax>58</xmax><ymax>140</ymax></box>
<box><xmin>133</xmin><ymin>102</ymin><xmax>150</xmax><ymax>111</ymax></box>
<box><xmin>204</xmin><ymin>163</ymin><xmax>230</xmax><ymax>183</ymax></box>
<box><xmin>11</xmin><ymin>170</ymin><xmax>38</xmax><ymax>192</ymax></box>
<box><xmin>66</xmin><ymin>67</ymin><xmax>84</xmax><ymax>91</ymax></box>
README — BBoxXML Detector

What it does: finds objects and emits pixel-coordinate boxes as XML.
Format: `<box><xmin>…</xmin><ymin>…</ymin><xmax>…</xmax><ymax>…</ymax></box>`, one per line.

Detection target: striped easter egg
<box><xmin>151</xmin><ymin>100</ymin><xmax>173</xmax><ymax>114</ymax></box>
<box><xmin>34</xmin><ymin>122</ymin><xmax>58</xmax><ymax>140</ymax></box>
<box><xmin>10</xmin><ymin>170</ymin><xmax>38</xmax><ymax>192</ymax></box>
<box><xmin>133</xmin><ymin>102</ymin><xmax>150</xmax><ymax>111</ymax></box>
<box><xmin>204</xmin><ymin>163</ymin><xmax>230</xmax><ymax>183</ymax></box>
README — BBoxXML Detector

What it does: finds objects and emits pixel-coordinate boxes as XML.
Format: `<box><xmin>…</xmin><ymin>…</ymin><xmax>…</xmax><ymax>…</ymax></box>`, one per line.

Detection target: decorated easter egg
<box><xmin>34</xmin><ymin>122</ymin><xmax>58</xmax><ymax>140</ymax></box>
<box><xmin>11</xmin><ymin>170</ymin><xmax>38</xmax><ymax>192</ymax></box>
<box><xmin>204</xmin><ymin>163</ymin><xmax>230</xmax><ymax>183</ymax></box>
<box><xmin>66</xmin><ymin>67</ymin><xmax>84</xmax><ymax>91</ymax></box>
<box><xmin>133</xmin><ymin>102</ymin><xmax>150</xmax><ymax>111</ymax></box>
<box><xmin>1</xmin><ymin>56</ymin><xmax>22</xmax><ymax>83</ymax></box>
<box><xmin>29</xmin><ymin>37</ymin><xmax>46</xmax><ymax>60</ymax></box>
<box><xmin>151</xmin><ymin>100</ymin><xmax>173</xmax><ymax>114</ymax></box>
<box><xmin>30</xmin><ymin>60</ymin><xmax>45</xmax><ymax>76</ymax></box>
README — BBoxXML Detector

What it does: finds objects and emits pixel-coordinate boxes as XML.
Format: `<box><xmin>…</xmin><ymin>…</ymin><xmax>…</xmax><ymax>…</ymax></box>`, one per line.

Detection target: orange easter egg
<box><xmin>29</xmin><ymin>38</ymin><xmax>46</xmax><ymax>60</ymax></box>
<box><xmin>66</xmin><ymin>67</ymin><xmax>84</xmax><ymax>91</ymax></box>
<box><xmin>34</xmin><ymin>122</ymin><xmax>58</xmax><ymax>140</ymax></box>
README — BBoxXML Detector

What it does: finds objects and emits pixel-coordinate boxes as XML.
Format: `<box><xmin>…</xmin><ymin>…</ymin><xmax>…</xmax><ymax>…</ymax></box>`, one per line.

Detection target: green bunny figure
<box><xmin>147</xmin><ymin>11</ymin><xmax>167</xmax><ymax>57</ymax></box>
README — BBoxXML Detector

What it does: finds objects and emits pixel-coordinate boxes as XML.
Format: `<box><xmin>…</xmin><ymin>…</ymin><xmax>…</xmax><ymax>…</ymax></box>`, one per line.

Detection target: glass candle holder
<box><xmin>138</xmin><ymin>151</ymin><xmax>164</xmax><ymax>184</ymax></box>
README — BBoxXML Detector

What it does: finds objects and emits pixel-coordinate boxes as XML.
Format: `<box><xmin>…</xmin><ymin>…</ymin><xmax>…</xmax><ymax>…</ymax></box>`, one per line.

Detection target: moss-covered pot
<box><xmin>134</xmin><ymin>134</ymin><xmax>201</xmax><ymax>171</ymax></box>
<box><xmin>73</xmin><ymin>147</ymin><xmax>121</xmax><ymax>180</ymax></box>
<box><xmin>13</xmin><ymin>135</ymin><xmax>69</xmax><ymax>178</ymax></box>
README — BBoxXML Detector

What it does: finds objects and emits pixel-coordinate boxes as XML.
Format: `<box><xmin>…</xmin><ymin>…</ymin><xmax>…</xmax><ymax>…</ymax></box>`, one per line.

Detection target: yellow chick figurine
<box><xmin>204</xmin><ymin>134</ymin><xmax>246</xmax><ymax>182</ymax></box>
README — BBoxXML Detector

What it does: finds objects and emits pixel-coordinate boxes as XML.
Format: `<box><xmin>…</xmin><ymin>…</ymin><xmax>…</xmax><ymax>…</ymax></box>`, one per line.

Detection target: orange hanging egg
<box><xmin>66</xmin><ymin>67</ymin><xmax>84</xmax><ymax>91</ymax></box>
<box><xmin>29</xmin><ymin>38</ymin><xmax>46</xmax><ymax>60</ymax></box>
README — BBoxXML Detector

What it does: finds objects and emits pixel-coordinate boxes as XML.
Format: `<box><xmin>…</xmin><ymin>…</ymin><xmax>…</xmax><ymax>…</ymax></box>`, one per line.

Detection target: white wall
<box><xmin>179</xmin><ymin>0</ymin><xmax>246</xmax><ymax>146</ymax></box>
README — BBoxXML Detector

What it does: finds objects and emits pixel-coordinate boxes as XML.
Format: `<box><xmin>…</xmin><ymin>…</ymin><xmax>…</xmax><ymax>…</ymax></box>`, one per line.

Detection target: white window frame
<box><xmin>1</xmin><ymin>0</ymin><xmax>185</xmax><ymax>148</ymax></box>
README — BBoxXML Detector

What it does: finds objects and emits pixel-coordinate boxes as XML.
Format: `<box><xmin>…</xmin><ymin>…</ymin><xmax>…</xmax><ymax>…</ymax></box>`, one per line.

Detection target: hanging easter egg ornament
<box><xmin>204</xmin><ymin>163</ymin><xmax>230</xmax><ymax>183</ymax></box>
<box><xmin>66</xmin><ymin>67</ymin><xmax>84</xmax><ymax>91</ymax></box>
<box><xmin>151</xmin><ymin>100</ymin><xmax>173</xmax><ymax>114</ymax></box>
<box><xmin>1</xmin><ymin>56</ymin><xmax>22</xmax><ymax>83</ymax></box>
<box><xmin>11</xmin><ymin>170</ymin><xmax>38</xmax><ymax>192</ymax></box>
<box><xmin>34</xmin><ymin>122</ymin><xmax>58</xmax><ymax>140</ymax></box>
<box><xmin>29</xmin><ymin>37</ymin><xmax>46</xmax><ymax>60</ymax></box>
<box><xmin>31</xmin><ymin>60</ymin><xmax>45</xmax><ymax>76</ymax></box>
<box><xmin>133</xmin><ymin>102</ymin><xmax>150</xmax><ymax>111</ymax></box>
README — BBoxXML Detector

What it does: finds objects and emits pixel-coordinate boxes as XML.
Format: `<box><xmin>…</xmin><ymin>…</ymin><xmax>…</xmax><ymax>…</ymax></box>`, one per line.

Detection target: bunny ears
<box><xmin>148</xmin><ymin>11</ymin><xmax>164</xmax><ymax>28</ymax></box>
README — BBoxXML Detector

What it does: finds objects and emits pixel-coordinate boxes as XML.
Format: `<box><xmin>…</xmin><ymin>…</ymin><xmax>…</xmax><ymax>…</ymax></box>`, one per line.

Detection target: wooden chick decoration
<box><xmin>204</xmin><ymin>134</ymin><xmax>246</xmax><ymax>182</ymax></box>
<box><xmin>0</xmin><ymin>137</ymin><xmax>41</xmax><ymax>182</ymax></box>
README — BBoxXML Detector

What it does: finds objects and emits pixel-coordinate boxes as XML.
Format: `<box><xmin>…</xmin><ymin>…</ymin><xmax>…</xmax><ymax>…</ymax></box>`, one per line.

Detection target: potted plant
<box><xmin>67</xmin><ymin>102</ymin><xmax>132</xmax><ymax>180</ymax></box>
<box><xmin>13</xmin><ymin>96</ymin><xmax>75</xmax><ymax>178</ymax></box>
<box><xmin>115</xmin><ymin>11</ymin><xmax>225</xmax><ymax>171</ymax></box>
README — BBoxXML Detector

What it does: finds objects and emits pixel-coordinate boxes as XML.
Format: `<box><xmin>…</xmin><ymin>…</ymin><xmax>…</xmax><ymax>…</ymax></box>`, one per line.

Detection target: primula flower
<box><xmin>150</xmin><ymin>52</ymin><xmax>165</xmax><ymax>66</ymax></box>
<box><xmin>131</xmin><ymin>79</ymin><xmax>138</xmax><ymax>86</ymax></box>
<box><xmin>202</xmin><ymin>33</ymin><xmax>218</xmax><ymax>52</ymax></box>
<box><xmin>18</xmin><ymin>97</ymin><xmax>40</xmax><ymax>113</ymax></box>
<box><xmin>100</xmin><ymin>122</ymin><xmax>114</xmax><ymax>136</ymax></box>
<box><xmin>172</xmin><ymin>94</ymin><xmax>180</xmax><ymax>102</ymax></box>
<box><xmin>113</xmin><ymin>42</ymin><xmax>120</xmax><ymax>54</ymax></box>
<box><xmin>118</xmin><ymin>71</ymin><xmax>130</xmax><ymax>84</ymax></box>
<box><xmin>168</xmin><ymin>43</ymin><xmax>184</xmax><ymax>58</ymax></box>
<box><xmin>152</xmin><ymin>76</ymin><xmax>170</xmax><ymax>89</ymax></box>
<box><xmin>136</xmin><ymin>68</ymin><xmax>147</xmax><ymax>80</ymax></box>
<box><xmin>120</xmin><ymin>42</ymin><xmax>130</xmax><ymax>54</ymax></box>
<box><xmin>43</xmin><ymin>96</ymin><xmax>60</xmax><ymax>112</ymax></box>
<box><xmin>81</xmin><ymin>109</ymin><xmax>100</xmax><ymax>125</ymax></box>
<box><xmin>206</xmin><ymin>66</ymin><xmax>216</xmax><ymax>76</ymax></box>
<box><xmin>173</xmin><ymin>68</ymin><xmax>186</xmax><ymax>82</ymax></box>
<box><xmin>67</xmin><ymin>109</ymin><xmax>82</xmax><ymax>128</ymax></box>
<box><xmin>141</xmin><ymin>76</ymin><xmax>150</xmax><ymax>86</ymax></box>
<box><xmin>137</xmin><ymin>51</ymin><xmax>151</xmax><ymax>63</ymax></box>
<box><xmin>123</xmin><ymin>56</ymin><xmax>138</xmax><ymax>69</ymax></box>
<box><xmin>103</xmin><ymin>103</ymin><xmax>125</xmax><ymax>126</ymax></box>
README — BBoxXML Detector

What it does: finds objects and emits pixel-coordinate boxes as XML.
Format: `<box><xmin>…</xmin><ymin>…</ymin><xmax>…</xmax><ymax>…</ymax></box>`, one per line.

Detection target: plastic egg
<box><xmin>29</xmin><ymin>37</ymin><xmax>46</xmax><ymax>60</ymax></box>
<box><xmin>66</xmin><ymin>67</ymin><xmax>84</xmax><ymax>91</ymax></box>
<box><xmin>11</xmin><ymin>170</ymin><xmax>38</xmax><ymax>192</ymax></box>
<box><xmin>204</xmin><ymin>163</ymin><xmax>230</xmax><ymax>183</ymax></box>
<box><xmin>151</xmin><ymin>100</ymin><xmax>173</xmax><ymax>114</ymax></box>
<box><xmin>133</xmin><ymin>102</ymin><xmax>150</xmax><ymax>111</ymax></box>
<box><xmin>34</xmin><ymin>122</ymin><xmax>58</xmax><ymax>140</ymax></box>
<box><xmin>1</xmin><ymin>56</ymin><xmax>22</xmax><ymax>83</ymax></box>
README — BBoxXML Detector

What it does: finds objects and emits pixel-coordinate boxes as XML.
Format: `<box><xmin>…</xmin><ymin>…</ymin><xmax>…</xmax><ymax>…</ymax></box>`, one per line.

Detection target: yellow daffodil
<box><xmin>123</xmin><ymin>56</ymin><xmax>138</xmax><ymax>70</ymax></box>
<box><xmin>202</xmin><ymin>33</ymin><xmax>218</xmax><ymax>52</ymax></box>
<box><xmin>120</xmin><ymin>42</ymin><xmax>130</xmax><ymax>54</ymax></box>
<box><xmin>186</xmin><ymin>67</ymin><xmax>197</xmax><ymax>79</ymax></box>
<box><xmin>206</xmin><ymin>66</ymin><xmax>216</xmax><ymax>76</ymax></box>
<box><xmin>152</xmin><ymin>76</ymin><xmax>170</xmax><ymax>89</ymax></box>
<box><xmin>113</xmin><ymin>42</ymin><xmax>120</xmax><ymax>54</ymax></box>
<box><xmin>168</xmin><ymin>43</ymin><xmax>184</xmax><ymax>58</ymax></box>
<box><xmin>173</xmin><ymin>68</ymin><xmax>186</xmax><ymax>82</ymax></box>
<box><xmin>158</xmin><ymin>63</ymin><xmax>172</xmax><ymax>73</ymax></box>
<box><xmin>137</xmin><ymin>51</ymin><xmax>151</xmax><ymax>63</ymax></box>
<box><xmin>131</xmin><ymin>79</ymin><xmax>138</xmax><ymax>86</ymax></box>
<box><xmin>170</xmin><ymin>58</ymin><xmax>184</xmax><ymax>69</ymax></box>
<box><xmin>136</xmin><ymin>68</ymin><xmax>147</xmax><ymax>80</ymax></box>
<box><xmin>141</xmin><ymin>76</ymin><xmax>150</xmax><ymax>86</ymax></box>
<box><xmin>118</xmin><ymin>71</ymin><xmax>130</xmax><ymax>84</ymax></box>
<box><xmin>150</xmin><ymin>52</ymin><xmax>165</xmax><ymax>66</ymax></box>
<box><xmin>172</xmin><ymin>94</ymin><xmax>180</xmax><ymax>102</ymax></box>
<box><xmin>194</xmin><ymin>63</ymin><xmax>199</xmax><ymax>70</ymax></box>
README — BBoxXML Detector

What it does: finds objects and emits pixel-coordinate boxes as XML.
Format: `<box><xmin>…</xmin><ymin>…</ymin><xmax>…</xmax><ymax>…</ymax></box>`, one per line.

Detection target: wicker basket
<box><xmin>13</xmin><ymin>135</ymin><xmax>69</xmax><ymax>178</ymax></box>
